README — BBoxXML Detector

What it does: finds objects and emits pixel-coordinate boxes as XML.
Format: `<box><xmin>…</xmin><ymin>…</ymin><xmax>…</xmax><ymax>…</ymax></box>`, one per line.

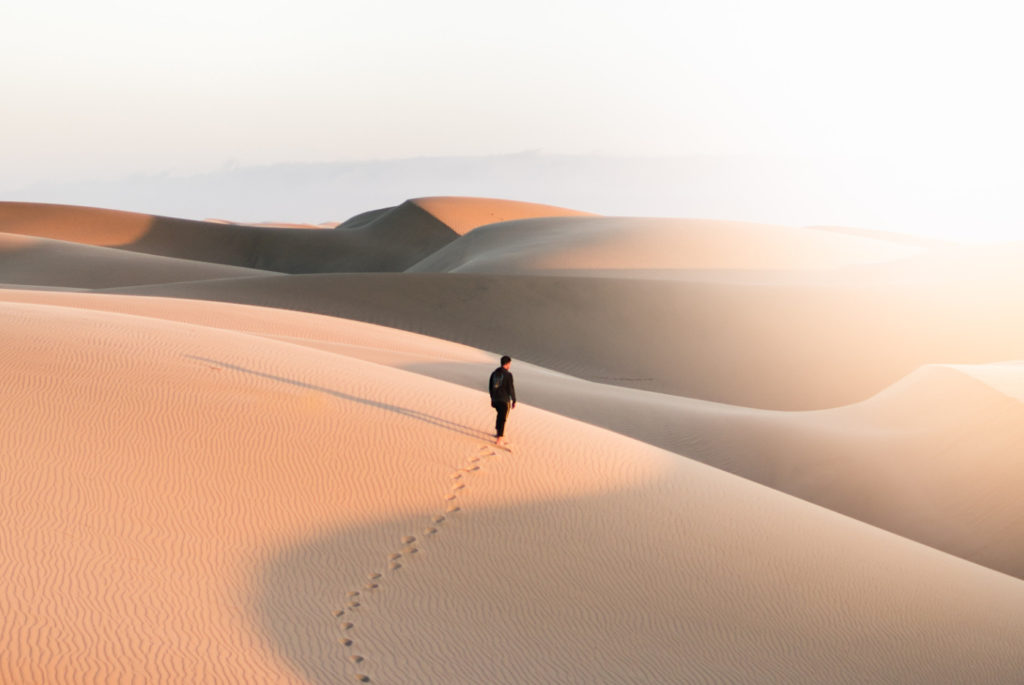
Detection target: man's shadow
<box><xmin>187</xmin><ymin>356</ymin><xmax>493</xmax><ymax>441</ymax></box>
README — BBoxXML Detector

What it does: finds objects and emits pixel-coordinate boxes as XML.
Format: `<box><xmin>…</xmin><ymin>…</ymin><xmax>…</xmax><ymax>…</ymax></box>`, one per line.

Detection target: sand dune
<box><xmin>666</xmin><ymin>363</ymin><xmax>1024</xmax><ymax>579</ymax></box>
<box><xmin>0</xmin><ymin>201</ymin><xmax>155</xmax><ymax>245</ymax></box>
<box><xmin>3</xmin><ymin>296</ymin><xmax>1024</xmax><ymax>684</ymax></box>
<box><xmin>407</xmin><ymin>215</ymin><xmax>923</xmax><ymax>274</ymax></box>
<box><xmin>74</xmin><ymin>206</ymin><xmax>1020</xmax><ymax>410</ymax></box>
<box><xmin>0</xmin><ymin>231</ymin><xmax>272</xmax><ymax>288</ymax></box>
<box><xmin>0</xmin><ymin>197</ymin><xmax>596</xmax><ymax>275</ymax></box>
<box><xmin>108</xmin><ymin>267</ymin><xmax>1024</xmax><ymax>410</ymax></box>
<box><xmin>4</xmin><ymin>196</ymin><xmax>1024</xmax><ymax>682</ymax></box>
<box><xmin>3</xmin><ymin>288</ymin><xmax>1024</xmax><ymax>583</ymax></box>
<box><xmin>0</xmin><ymin>200</ymin><xmax>455</xmax><ymax>273</ymax></box>
<box><xmin>410</xmin><ymin>195</ymin><xmax>595</xmax><ymax>235</ymax></box>
<box><xmin>206</xmin><ymin>219</ymin><xmax>340</xmax><ymax>229</ymax></box>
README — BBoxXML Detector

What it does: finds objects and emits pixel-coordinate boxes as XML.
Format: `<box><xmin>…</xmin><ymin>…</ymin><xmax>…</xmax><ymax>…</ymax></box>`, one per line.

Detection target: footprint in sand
<box><xmin>336</xmin><ymin>443</ymin><xmax>502</xmax><ymax>682</ymax></box>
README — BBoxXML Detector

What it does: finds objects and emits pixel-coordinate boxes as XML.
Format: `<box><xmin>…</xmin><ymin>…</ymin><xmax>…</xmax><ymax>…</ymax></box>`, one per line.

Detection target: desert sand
<box><xmin>2</xmin><ymin>197</ymin><xmax>1023</xmax><ymax>683</ymax></box>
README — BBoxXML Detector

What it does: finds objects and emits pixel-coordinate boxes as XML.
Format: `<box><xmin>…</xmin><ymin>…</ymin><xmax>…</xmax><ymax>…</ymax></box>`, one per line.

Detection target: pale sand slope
<box><xmin>3</xmin><ymin>295</ymin><xmax>1024</xmax><ymax>684</ymax></box>
<box><xmin>3</xmin><ymin>290</ymin><xmax>1024</xmax><ymax>582</ymax></box>
<box><xmin>406</xmin><ymin>215</ymin><xmax>924</xmax><ymax>273</ymax></box>
<box><xmin>0</xmin><ymin>232</ymin><xmax>273</xmax><ymax>289</ymax></box>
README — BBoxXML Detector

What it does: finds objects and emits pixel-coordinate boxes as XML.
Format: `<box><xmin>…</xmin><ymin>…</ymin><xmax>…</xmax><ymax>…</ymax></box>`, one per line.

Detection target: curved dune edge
<box><xmin>950</xmin><ymin>360</ymin><xmax>1024</xmax><ymax>400</ymax></box>
<box><xmin>410</xmin><ymin>196</ymin><xmax>595</xmax><ymax>236</ymax></box>
<box><xmin>406</xmin><ymin>215</ymin><xmax>925</xmax><ymax>273</ymax></box>
<box><xmin>0</xmin><ymin>231</ymin><xmax>274</xmax><ymax>288</ymax></box>
<box><xmin>0</xmin><ymin>201</ymin><xmax>156</xmax><ymax>245</ymax></box>
<box><xmin>3</xmin><ymin>297</ymin><xmax>1024</xmax><ymax>683</ymax></box>
<box><xmin>0</xmin><ymin>200</ymin><xmax>459</xmax><ymax>273</ymax></box>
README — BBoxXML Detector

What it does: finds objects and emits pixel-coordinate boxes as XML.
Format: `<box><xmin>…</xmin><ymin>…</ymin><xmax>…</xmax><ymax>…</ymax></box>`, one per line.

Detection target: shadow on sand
<box><xmin>187</xmin><ymin>355</ymin><xmax>493</xmax><ymax>442</ymax></box>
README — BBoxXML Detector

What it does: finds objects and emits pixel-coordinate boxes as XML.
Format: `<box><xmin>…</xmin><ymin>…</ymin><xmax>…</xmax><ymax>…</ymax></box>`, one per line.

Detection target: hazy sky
<box><xmin>3</xmin><ymin>1</ymin><xmax>1023</xmax><ymax>239</ymax></box>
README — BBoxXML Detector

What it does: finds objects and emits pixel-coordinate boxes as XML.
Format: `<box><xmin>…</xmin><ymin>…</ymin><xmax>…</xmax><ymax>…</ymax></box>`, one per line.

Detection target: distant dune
<box><xmin>2</xmin><ymin>197</ymin><xmax>1023</xmax><ymax>683</ymax></box>
<box><xmin>407</xmin><ymin>215</ymin><xmax>923</xmax><ymax>273</ymax></box>
<box><xmin>0</xmin><ymin>200</ymin><xmax>458</xmax><ymax>272</ymax></box>
<box><xmin>410</xmin><ymin>195</ymin><xmax>595</xmax><ymax>235</ymax></box>
<box><xmin>0</xmin><ymin>231</ymin><xmax>271</xmax><ymax>289</ymax></box>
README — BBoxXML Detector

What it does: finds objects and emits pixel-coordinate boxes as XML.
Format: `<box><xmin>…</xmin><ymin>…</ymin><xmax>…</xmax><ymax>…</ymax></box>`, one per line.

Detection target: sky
<box><xmin>3</xmin><ymin>0</ymin><xmax>1024</xmax><ymax>241</ymax></box>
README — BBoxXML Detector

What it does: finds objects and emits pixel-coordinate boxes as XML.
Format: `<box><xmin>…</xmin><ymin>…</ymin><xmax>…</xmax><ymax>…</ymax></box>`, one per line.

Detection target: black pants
<box><xmin>492</xmin><ymin>401</ymin><xmax>510</xmax><ymax>437</ymax></box>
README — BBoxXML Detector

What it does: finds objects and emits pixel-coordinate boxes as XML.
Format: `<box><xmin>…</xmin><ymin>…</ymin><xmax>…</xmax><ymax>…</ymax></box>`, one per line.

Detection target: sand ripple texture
<box><xmin>3</xmin><ymin>298</ymin><xmax>1024</xmax><ymax>683</ymax></box>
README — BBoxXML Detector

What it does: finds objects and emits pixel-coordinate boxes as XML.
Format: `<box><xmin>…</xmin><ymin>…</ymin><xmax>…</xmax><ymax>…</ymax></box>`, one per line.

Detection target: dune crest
<box><xmin>408</xmin><ymin>215</ymin><xmax>924</xmax><ymax>274</ymax></box>
<box><xmin>0</xmin><ymin>201</ymin><xmax>154</xmax><ymax>245</ymax></box>
<box><xmin>951</xmin><ymin>360</ymin><xmax>1024</xmax><ymax>400</ymax></box>
<box><xmin>0</xmin><ymin>231</ymin><xmax>272</xmax><ymax>288</ymax></box>
<box><xmin>410</xmin><ymin>196</ymin><xmax>594</xmax><ymax>235</ymax></box>
<box><xmin>0</xmin><ymin>200</ymin><xmax>463</xmax><ymax>273</ymax></box>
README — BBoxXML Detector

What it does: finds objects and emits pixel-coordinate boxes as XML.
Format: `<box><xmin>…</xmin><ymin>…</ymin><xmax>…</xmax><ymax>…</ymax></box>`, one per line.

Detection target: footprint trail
<box><xmin>331</xmin><ymin>442</ymin><xmax>503</xmax><ymax>683</ymax></box>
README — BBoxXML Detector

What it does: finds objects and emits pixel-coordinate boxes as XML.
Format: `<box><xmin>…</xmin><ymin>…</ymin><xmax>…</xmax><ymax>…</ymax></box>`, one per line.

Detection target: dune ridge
<box><xmin>407</xmin><ymin>215</ymin><xmax>923</xmax><ymax>274</ymax></box>
<box><xmin>0</xmin><ymin>200</ymin><xmax>456</xmax><ymax>273</ymax></box>
<box><xmin>410</xmin><ymin>195</ymin><xmax>595</xmax><ymax>235</ymax></box>
<box><xmin>0</xmin><ymin>231</ymin><xmax>273</xmax><ymax>288</ymax></box>
<box><xmin>0</xmin><ymin>198</ymin><xmax>596</xmax><ymax>275</ymax></box>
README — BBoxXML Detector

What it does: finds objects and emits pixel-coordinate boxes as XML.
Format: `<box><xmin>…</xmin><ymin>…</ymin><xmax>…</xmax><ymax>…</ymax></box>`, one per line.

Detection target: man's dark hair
<box><xmin>500</xmin><ymin>355</ymin><xmax>512</xmax><ymax>366</ymax></box>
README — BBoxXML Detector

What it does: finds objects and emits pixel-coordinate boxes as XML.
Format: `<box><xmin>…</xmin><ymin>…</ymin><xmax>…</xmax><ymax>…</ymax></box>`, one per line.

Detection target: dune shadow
<box><xmin>247</xmin><ymin>480</ymin><xmax>1019</xmax><ymax>685</ymax></box>
<box><xmin>187</xmin><ymin>355</ymin><xmax>492</xmax><ymax>441</ymax></box>
<box><xmin>249</xmin><ymin>488</ymin><xmax>654</xmax><ymax>685</ymax></box>
<box><xmin>117</xmin><ymin>202</ymin><xmax>458</xmax><ymax>273</ymax></box>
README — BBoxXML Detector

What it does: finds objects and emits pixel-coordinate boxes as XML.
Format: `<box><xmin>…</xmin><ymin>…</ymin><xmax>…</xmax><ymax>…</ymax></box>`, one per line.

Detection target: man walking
<box><xmin>488</xmin><ymin>355</ymin><xmax>516</xmax><ymax>446</ymax></box>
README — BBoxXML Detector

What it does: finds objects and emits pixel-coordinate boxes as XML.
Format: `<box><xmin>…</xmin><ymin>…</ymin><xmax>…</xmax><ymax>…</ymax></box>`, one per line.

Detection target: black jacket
<box><xmin>488</xmin><ymin>367</ymin><xmax>516</xmax><ymax>405</ymax></box>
